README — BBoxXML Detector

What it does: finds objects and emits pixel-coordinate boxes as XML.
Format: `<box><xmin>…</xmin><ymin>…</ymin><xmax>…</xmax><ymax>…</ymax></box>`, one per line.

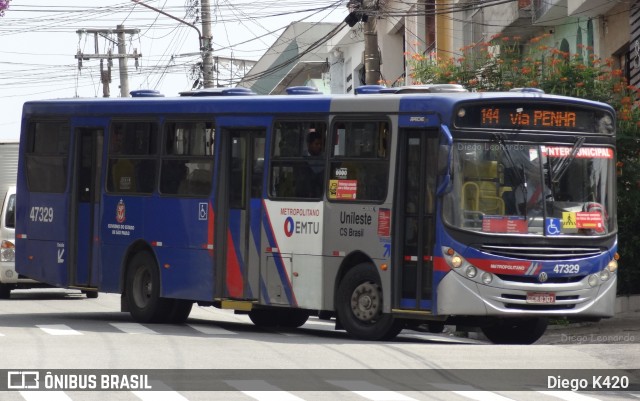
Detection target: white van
<box><xmin>0</xmin><ymin>186</ymin><xmax>40</xmax><ymax>298</ymax></box>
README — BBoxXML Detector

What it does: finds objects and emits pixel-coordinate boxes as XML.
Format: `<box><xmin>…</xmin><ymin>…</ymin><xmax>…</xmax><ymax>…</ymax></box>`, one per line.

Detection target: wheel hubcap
<box><xmin>350</xmin><ymin>281</ymin><xmax>381</xmax><ymax>322</ymax></box>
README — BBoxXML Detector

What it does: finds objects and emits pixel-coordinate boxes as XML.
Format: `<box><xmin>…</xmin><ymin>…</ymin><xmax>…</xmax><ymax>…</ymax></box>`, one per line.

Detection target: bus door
<box><xmin>70</xmin><ymin>126</ymin><xmax>104</xmax><ymax>288</ymax></box>
<box><xmin>216</xmin><ymin>128</ymin><xmax>266</xmax><ymax>300</ymax></box>
<box><xmin>394</xmin><ymin>129</ymin><xmax>438</xmax><ymax>310</ymax></box>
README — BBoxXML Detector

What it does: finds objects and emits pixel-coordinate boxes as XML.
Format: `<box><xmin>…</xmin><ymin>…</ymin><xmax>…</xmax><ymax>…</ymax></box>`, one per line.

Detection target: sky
<box><xmin>0</xmin><ymin>0</ymin><xmax>348</xmax><ymax>142</ymax></box>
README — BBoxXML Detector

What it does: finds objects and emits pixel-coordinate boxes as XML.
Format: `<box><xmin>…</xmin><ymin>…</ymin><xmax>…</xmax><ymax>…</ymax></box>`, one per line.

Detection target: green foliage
<box><xmin>408</xmin><ymin>33</ymin><xmax>640</xmax><ymax>294</ymax></box>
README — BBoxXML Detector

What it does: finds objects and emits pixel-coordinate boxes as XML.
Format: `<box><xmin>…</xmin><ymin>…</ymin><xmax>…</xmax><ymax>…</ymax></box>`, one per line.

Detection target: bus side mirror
<box><xmin>436</xmin><ymin>124</ymin><xmax>453</xmax><ymax>196</ymax></box>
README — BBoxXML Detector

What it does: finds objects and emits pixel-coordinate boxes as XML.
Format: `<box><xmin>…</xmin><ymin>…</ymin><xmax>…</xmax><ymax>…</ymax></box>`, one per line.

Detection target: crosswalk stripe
<box><xmin>110</xmin><ymin>323</ymin><xmax>158</xmax><ymax>335</ymax></box>
<box><xmin>537</xmin><ymin>391</ymin><xmax>603</xmax><ymax>400</ymax></box>
<box><xmin>429</xmin><ymin>383</ymin><xmax>515</xmax><ymax>401</ymax></box>
<box><xmin>188</xmin><ymin>323</ymin><xmax>235</xmax><ymax>335</ymax></box>
<box><xmin>132</xmin><ymin>391</ymin><xmax>189</xmax><ymax>401</ymax></box>
<box><xmin>327</xmin><ymin>380</ymin><xmax>418</xmax><ymax>400</ymax></box>
<box><xmin>225</xmin><ymin>380</ymin><xmax>305</xmax><ymax>401</ymax></box>
<box><xmin>19</xmin><ymin>391</ymin><xmax>72</xmax><ymax>401</ymax></box>
<box><xmin>36</xmin><ymin>324</ymin><xmax>83</xmax><ymax>336</ymax></box>
<box><xmin>452</xmin><ymin>391</ymin><xmax>516</xmax><ymax>401</ymax></box>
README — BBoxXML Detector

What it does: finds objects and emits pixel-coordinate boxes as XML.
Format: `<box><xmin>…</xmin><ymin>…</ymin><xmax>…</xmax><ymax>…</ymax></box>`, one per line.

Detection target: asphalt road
<box><xmin>0</xmin><ymin>288</ymin><xmax>638</xmax><ymax>401</ymax></box>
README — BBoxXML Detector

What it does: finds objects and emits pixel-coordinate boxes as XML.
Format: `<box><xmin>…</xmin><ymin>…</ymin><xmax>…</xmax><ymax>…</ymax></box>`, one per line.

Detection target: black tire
<box><xmin>0</xmin><ymin>284</ymin><xmax>11</xmax><ymax>299</ymax></box>
<box><xmin>248</xmin><ymin>309</ymin><xmax>279</xmax><ymax>327</ymax></box>
<box><xmin>335</xmin><ymin>263</ymin><xmax>403</xmax><ymax>341</ymax></box>
<box><xmin>276</xmin><ymin>309</ymin><xmax>310</xmax><ymax>328</ymax></box>
<box><xmin>248</xmin><ymin>309</ymin><xmax>310</xmax><ymax>328</ymax></box>
<box><xmin>125</xmin><ymin>251</ymin><xmax>172</xmax><ymax>323</ymax></box>
<box><xmin>83</xmin><ymin>290</ymin><xmax>99</xmax><ymax>299</ymax></box>
<box><xmin>165</xmin><ymin>299</ymin><xmax>193</xmax><ymax>324</ymax></box>
<box><xmin>481</xmin><ymin>317</ymin><xmax>548</xmax><ymax>344</ymax></box>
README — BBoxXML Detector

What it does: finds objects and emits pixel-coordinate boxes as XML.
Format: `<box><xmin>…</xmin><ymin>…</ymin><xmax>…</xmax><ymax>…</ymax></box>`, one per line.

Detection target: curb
<box><xmin>615</xmin><ymin>294</ymin><xmax>640</xmax><ymax>314</ymax></box>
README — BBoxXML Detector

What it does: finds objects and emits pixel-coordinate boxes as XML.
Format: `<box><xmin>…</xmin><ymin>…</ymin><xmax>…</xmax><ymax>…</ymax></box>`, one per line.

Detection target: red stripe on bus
<box><xmin>433</xmin><ymin>256</ymin><xmax>450</xmax><ymax>272</ymax></box>
<box><xmin>225</xmin><ymin>230</ymin><xmax>244</xmax><ymax>298</ymax></box>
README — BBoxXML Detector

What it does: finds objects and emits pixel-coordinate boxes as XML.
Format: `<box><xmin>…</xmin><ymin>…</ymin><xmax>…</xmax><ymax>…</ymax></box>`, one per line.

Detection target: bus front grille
<box><xmin>476</xmin><ymin>244</ymin><xmax>605</xmax><ymax>260</ymax></box>
<box><xmin>496</xmin><ymin>274</ymin><xmax>585</xmax><ymax>284</ymax></box>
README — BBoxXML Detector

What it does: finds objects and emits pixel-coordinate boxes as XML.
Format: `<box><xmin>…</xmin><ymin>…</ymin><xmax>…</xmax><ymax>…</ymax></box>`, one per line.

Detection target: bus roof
<box><xmin>21</xmin><ymin>90</ymin><xmax>614</xmax><ymax>120</ymax></box>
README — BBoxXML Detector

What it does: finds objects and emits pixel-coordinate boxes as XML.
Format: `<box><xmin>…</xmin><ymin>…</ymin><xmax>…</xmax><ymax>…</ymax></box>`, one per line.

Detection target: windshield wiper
<box><xmin>551</xmin><ymin>136</ymin><xmax>585</xmax><ymax>184</ymax></box>
<box><xmin>492</xmin><ymin>133</ymin><xmax>524</xmax><ymax>183</ymax></box>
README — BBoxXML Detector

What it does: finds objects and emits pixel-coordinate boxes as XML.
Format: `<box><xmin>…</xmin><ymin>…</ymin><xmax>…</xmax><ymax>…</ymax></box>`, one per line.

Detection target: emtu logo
<box><xmin>284</xmin><ymin>217</ymin><xmax>295</xmax><ymax>237</ymax></box>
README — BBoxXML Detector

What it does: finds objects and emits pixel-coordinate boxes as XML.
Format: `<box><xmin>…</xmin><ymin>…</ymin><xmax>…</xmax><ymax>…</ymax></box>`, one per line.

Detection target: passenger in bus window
<box><xmin>296</xmin><ymin>129</ymin><xmax>325</xmax><ymax>198</ymax></box>
<box><xmin>305</xmin><ymin>129</ymin><xmax>323</xmax><ymax>157</ymax></box>
<box><xmin>515</xmin><ymin>173</ymin><xmax>552</xmax><ymax>215</ymax></box>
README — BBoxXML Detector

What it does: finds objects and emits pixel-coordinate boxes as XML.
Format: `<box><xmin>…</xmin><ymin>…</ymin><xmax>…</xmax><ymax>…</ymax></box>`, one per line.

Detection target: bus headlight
<box><xmin>0</xmin><ymin>240</ymin><xmax>15</xmax><ymax>262</ymax></box>
<box><xmin>599</xmin><ymin>269</ymin><xmax>610</xmax><ymax>281</ymax></box>
<box><xmin>465</xmin><ymin>266</ymin><xmax>477</xmax><ymax>278</ymax></box>
<box><xmin>481</xmin><ymin>272</ymin><xmax>493</xmax><ymax>284</ymax></box>
<box><xmin>588</xmin><ymin>274</ymin><xmax>599</xmax><ymax>287</ymax></box>
<box><xmin>451</xmin><ymin>255</ymin><xmax>463</xmax><ymax>268</ymax></box>
<box><xmin>607</xmin><ymin>259</ymin><xmax>618</xmax><ymax>273</ymax></box>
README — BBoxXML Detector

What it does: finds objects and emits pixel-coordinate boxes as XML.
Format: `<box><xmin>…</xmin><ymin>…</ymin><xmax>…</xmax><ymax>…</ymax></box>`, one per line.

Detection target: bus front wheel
<box><xmin>249</xmin><ymin>309</ymin><xmax>310</xmax><ymax>328</ymax></box>
<box><xmin>481</xmin><ymin>317</ymin><xmax>548</xmax><ymax>344</ymax></box>
<box><xmin>0</xmin><ymin>284</ymin><xmax>11</xmax><ymax>299</ymax></box>
<box><xmin>335</xmin><ymin>263</ymin><xmax>403</xmax><ymax>341</ymax></box>
<box><xmin>125</xmin><ymin>251</ymin><xmax>172</xmax><ymax>323</ymax></box>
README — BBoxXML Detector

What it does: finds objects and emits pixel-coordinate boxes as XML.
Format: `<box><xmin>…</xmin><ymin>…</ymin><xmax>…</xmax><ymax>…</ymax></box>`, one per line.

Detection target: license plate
<box><xmin>526</xmin><ymin>292</ymin><xmax>556</xmax><ymax>304</ymax></box>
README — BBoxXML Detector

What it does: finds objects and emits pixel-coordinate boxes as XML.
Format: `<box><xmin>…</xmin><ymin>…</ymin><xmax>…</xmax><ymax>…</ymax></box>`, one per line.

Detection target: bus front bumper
<box><xmin>436</xmin><ymin>270</ymin><xmax>617</xmax><ymax>318</ymax></box>
<box><xmin>0</xmin><ymin>261</ymin><xmax>18</xmax><ymax>284</ymax></box>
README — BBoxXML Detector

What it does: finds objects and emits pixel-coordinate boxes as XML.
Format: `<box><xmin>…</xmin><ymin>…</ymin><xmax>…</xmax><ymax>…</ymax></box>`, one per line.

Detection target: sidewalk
<box><xmin>538</xmin><ymin>295</ymin><xmax>640</xmax><ymax>344</ymax></box>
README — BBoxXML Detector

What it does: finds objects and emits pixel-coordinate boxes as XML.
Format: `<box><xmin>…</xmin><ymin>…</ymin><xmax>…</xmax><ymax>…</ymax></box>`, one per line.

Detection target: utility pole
<box><xmin>75</xmin><ymin>26</ymin><xmax>141</xmax><ymax>97</ymax></box>
<box><xmin>201</xmin><ymin>0</ymin><xmax>214</xmax><ymax>88</ymax></box>
<box><xmin>132</xmin><ymin>0</ymin><xmax>215</xmax><ymax>88</ymax></box>
<box><xmin>363</xmin><ymin>20</ymin><xmax>380</xmax><ymax>84</ymax></box>
<box><xmin>345</xmin><ymin>0</ymin><xmax>380</xmax><ymax>85</ymax></box>
<box><xmin>117</xmin><ymin>25</ymin><xmax>131</xmax><ymax>97</ymax></box>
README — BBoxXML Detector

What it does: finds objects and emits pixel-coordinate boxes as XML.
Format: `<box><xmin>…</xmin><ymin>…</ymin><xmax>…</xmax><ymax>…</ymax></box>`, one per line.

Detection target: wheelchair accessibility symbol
<box><xmin>545</xmin><ymin>218</ymin><xmax>561</xmax><ymax>235</ymax></box>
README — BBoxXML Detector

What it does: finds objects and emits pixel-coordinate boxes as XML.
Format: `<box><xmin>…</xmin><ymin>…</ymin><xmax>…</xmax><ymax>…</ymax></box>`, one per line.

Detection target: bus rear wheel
<box><xmin>481</xmin><ymin>317</ymin><xmax>548</xmax><ymax>344</ymax></box>
<box><xmin>336</xmin><ymin>263</ymin><xmax>403</xmax><ymax>341</ymax></box>
<box><xmin>165</xmin><ymin>299</ymin><xmax>193</xmax><ymax>324</ymax></box>
<box><xmin>125</xmin><ymin>251</ymin><xmax>172</xmax><ymax>323</ymax></box>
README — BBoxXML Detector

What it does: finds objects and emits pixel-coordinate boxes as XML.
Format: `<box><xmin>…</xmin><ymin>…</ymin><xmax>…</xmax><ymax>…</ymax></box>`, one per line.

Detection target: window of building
<box><xmin>269</xmin><ymin>121</ymin><xmax>327</xmax><ymax>199</ymax></box>
<box><xmin>107</xmin><ymin>121</ymin><xmax>158</xmax><ymax>194</ymax></box>
<box><xmin>328</xmin><ymin>120</ymin><xmax>390</xmax><ymax>202</ymax></box>
<box><xmin>25</xmin><ymin>121</ymin><xmax>70</xmax><ymax>193</ymax></box>
<box><xmin>160</xmin><ymin>121</ymin><xmax>215</xmax><ymax>196</ymax></box>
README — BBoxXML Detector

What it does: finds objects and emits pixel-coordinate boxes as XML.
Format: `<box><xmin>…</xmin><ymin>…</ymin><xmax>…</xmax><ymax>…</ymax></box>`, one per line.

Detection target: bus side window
<box><xmin>328</xmin><ymin>120</ymin><xmax>390</xmax><ymax>202</ymax></box>
<box><xmin>107</xmin><ymin>121</ymin><xmax>158</xmax><ymax>194</ymax></box>
<box><xmin>269</xmin><ymin>120</ymin><xmax>327</xmax><ymax>200</ymax></box>
<box><xmin>160</xmin><ymin>121</ymin><xmax>214</xmax><ymax>197</ymax></box>
<box><xmin>25</xmin><ymin>121</ymin><xmax>70</xmax><ymax>193</ymax></box>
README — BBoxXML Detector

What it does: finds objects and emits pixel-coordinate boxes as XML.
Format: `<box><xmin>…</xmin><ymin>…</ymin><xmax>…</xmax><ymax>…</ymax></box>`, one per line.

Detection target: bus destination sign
<box><xmin>455</xmin><ymin>103</ymin><xmax>614</xmax><ymax>134</ymax></box>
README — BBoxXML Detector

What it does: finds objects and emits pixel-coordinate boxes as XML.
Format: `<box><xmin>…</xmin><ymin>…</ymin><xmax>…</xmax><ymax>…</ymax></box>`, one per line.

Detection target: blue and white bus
<box><xmin>15</xmin><ymin>85</ymin><xmax>619</xmax><ymax>344</ymax></box>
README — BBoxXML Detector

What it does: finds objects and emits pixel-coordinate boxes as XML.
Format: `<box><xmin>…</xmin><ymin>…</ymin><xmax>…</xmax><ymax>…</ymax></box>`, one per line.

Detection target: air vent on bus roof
<box><xmin>354</xmin><ymin>85</ymin><xmax>387</xmax><ymax>94</ymax></box>
<box><xmin>285</xmin><ymin>86</ymin><xmax>321</xmax><ymax>95</ymax></box>
<box><xmin>130</xmin><ymin>89</ymin><xmax>164</xmax><ymax>97</ymax></box>
<box><xmin>509</xmin><ymin>88</ymin><xmax>545</xmax><ymax>94</ymax></box>
<box><xmin>179</xmin><ymin>87</ymin><xmax>256</xmax><ymax>96</ymax></box>
<box><xmin>380</xmin><ymin>84</ymin><xmax>468</xmax><ymax>94</ymax></box>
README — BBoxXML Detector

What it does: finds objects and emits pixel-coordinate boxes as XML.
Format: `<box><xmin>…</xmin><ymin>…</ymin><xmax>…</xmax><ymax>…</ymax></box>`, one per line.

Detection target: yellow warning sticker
<box><xmin>562</xmin><ymin>212</ymin><xmax>577</xmax><ymax>230</ymax></box>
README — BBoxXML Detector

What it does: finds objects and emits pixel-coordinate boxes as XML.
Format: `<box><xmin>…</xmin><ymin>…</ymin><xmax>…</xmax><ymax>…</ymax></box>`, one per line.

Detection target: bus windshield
<box><xmin>443</xmin><ymin>140</ymin><xmax>615</xmax><ymax>236</ymax></box>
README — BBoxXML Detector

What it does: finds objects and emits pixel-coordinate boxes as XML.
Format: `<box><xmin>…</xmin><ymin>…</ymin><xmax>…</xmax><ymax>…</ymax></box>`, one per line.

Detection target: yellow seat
<box><xmin>461</xmin><ymin>161</ymin><xmax>507</xmax><ymax>215</ymax></box>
